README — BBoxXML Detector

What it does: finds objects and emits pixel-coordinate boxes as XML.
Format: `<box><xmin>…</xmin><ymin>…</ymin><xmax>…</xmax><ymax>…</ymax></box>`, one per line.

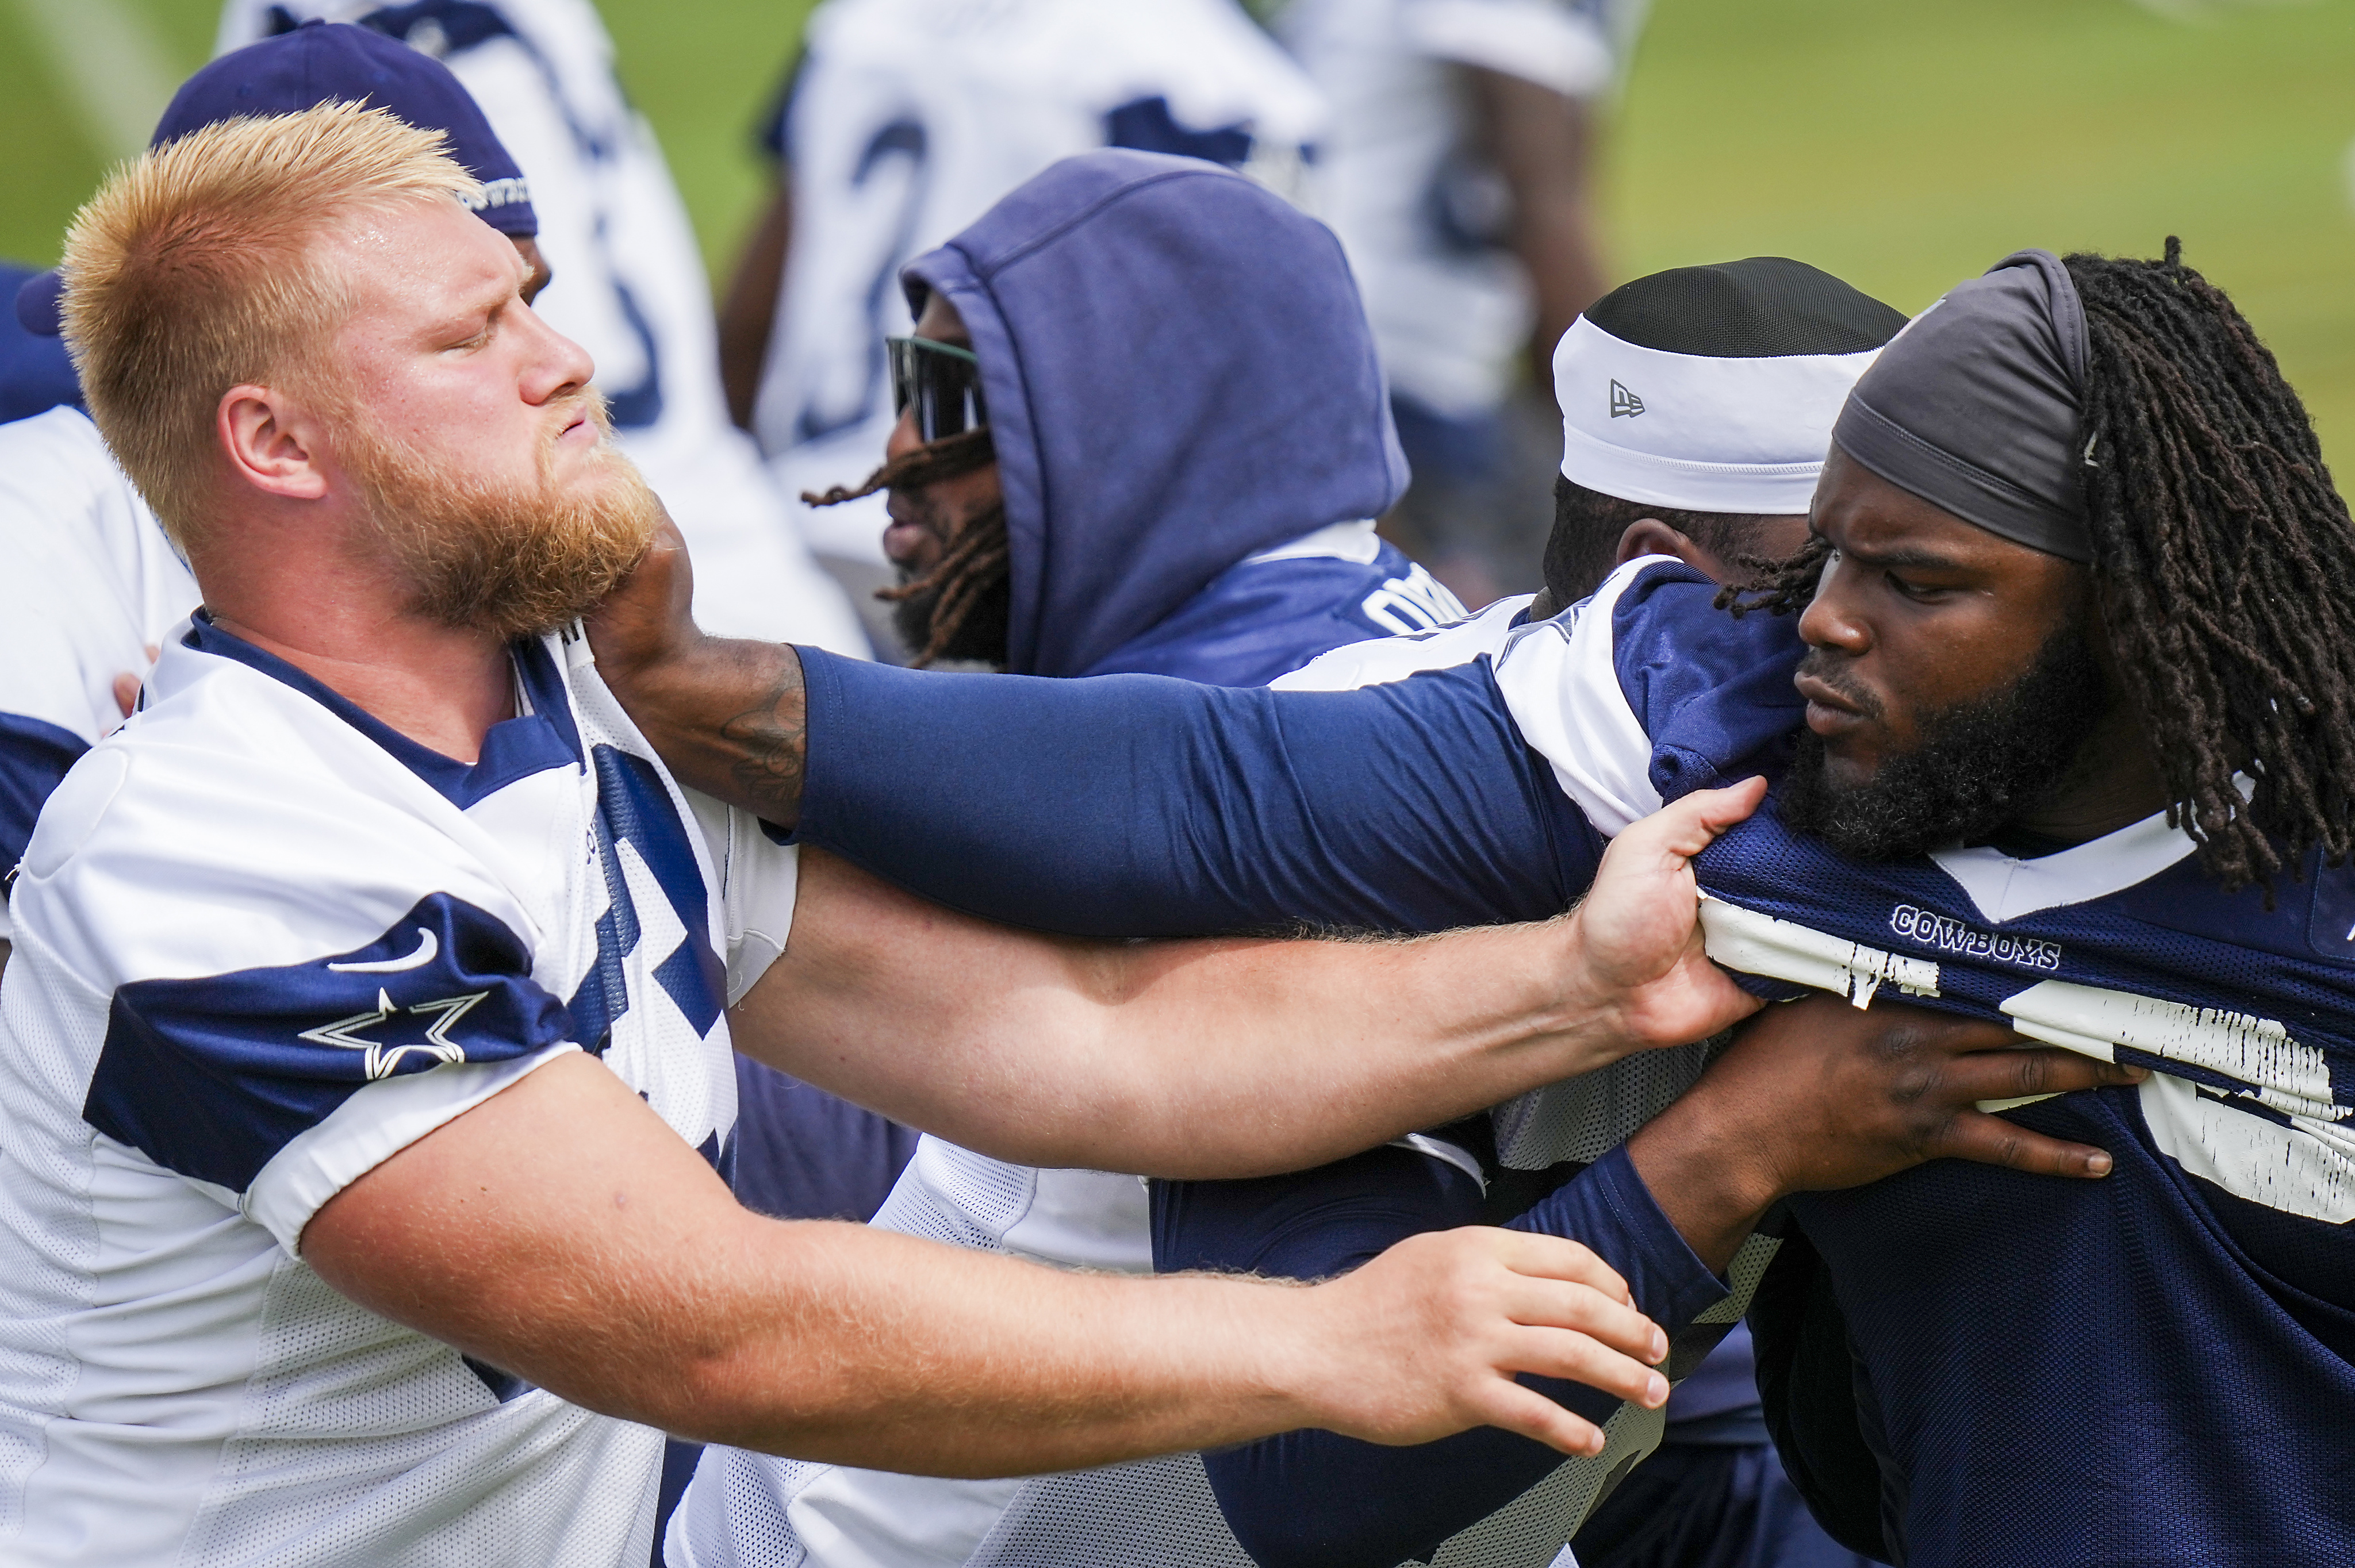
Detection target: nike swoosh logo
<box><xmin>328</xmin><ymin>927</ymin><xmax>440</xmax><ymax>974</ymax></box>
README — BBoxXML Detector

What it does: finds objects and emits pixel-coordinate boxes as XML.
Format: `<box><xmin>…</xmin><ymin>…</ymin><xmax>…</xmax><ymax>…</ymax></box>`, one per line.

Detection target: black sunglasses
<box><xmin>887</xmin><ymin>335</ymin><xmax>989</xmax><ymax>443</ymax></box>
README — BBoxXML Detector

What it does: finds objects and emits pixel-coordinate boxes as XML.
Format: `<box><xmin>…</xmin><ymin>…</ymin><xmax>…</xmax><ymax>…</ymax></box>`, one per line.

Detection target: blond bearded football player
<box><xmin>0</xmin><ymin>104</ymin><xmax>1790</xmax><ymax>1566</ymax></box>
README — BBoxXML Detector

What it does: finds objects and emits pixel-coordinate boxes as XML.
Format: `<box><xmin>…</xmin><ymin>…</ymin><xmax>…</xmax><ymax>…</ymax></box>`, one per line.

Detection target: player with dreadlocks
<box><xmin>590</xmin><ymin>239</ymin><xmax>2355</xmax><ymax>1565</ymax></box>
<box><xmin>1729</xmin><ymin>239</ymin><xmax>2355</xmax><ymax>896</ymax></box>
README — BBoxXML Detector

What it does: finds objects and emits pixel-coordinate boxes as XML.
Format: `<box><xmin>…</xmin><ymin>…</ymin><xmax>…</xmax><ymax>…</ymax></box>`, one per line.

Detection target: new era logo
<box><xmin>1609</xmin><ymin>380</ymin><xmax>1645</xmax><ymax>418</ymax></box>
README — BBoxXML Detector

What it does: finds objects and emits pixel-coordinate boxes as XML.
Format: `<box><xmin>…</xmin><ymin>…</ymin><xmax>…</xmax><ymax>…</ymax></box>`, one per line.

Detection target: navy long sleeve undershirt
<box><xmin>793</xmin><ymin>648</ymin><xmax>1600</xmax><ymax>937</ymax></box>
<box><xmin>791</xmin><ymin>642</ymin><xmax>1726</xmax><ymax>1565</ymax></box>
<box><xmin>1156</xmin><ymin>1143</ymin><xmax>1728</xmax><ymax>1568</ymax></box>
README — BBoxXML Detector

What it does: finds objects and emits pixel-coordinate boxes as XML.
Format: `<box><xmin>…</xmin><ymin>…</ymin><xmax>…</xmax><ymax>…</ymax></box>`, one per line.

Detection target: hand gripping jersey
<box><xmin>216</xmin><ymin>0</ymin><xmax>868</xmax><ymax>655</ymax></box>
<box><xmin>0</xmin><ymin>616</ymin><xmax>796</xmax><ymax>1566</ymax></box>
<box><xmin>753</xmin><ymin>0</ymin><xmax>1326</xmax><ymax>566</ymax></box>
<box><xmin>0</xmin><ymin>408</ymin><xmax>198</xmax><ymax>942</ymax></box>
<box><xmin>784</xmin><ymin>555</ymin><xmax>2355</xmax><ymax>1566</ymax></box>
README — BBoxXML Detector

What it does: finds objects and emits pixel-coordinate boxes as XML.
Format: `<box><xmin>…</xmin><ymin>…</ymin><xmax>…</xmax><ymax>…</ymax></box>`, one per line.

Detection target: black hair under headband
<box><xmin>1831</xmin><ymin>249</ymin><xmax>2095</xmax><ymax>562</ymax></box>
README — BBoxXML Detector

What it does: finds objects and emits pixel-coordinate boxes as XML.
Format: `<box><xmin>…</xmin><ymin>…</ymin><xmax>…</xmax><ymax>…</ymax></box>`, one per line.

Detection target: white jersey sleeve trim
<box><xmin>689</xmin><ymin>788</ymin><xmax>800</xmax><ymax>1006</ymax></box>
<box><xmin>1242</xmin><ymin>518</ymin><xmax>1385</xmax><ymax>566</ymax></box>
<box><xmin>1401</xmin><ymin>0</ymin><xmax>1616</xmax><ymax>97</ymax></box>
<box><xmin>248</xmin><ymin>1041</ymin><xmax>580</xmax><ymax>1256</ymax></box>
<box><xmin>1272</xmin><ymin>593</ymin><xmax>1531</xmax><ymax>691</ymax></box>
<box><xmin>1489</xmin><ymin>559</ymin><xmax>1664</xmax><ymax>835</ymax></box>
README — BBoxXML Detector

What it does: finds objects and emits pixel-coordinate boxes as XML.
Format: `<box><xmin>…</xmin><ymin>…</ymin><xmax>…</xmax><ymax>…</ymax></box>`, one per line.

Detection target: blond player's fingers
<box><xmin>1497</xmin><ymin>1319</ymin><xmax>1671</xmax><ymax>1407</ymax></box>
<box><xmin>1486</xmin><ymin>1228</ymin><xmax>1636</xmax><ymax>1305</ymax></box>
<box><xmin>1614</xmin><ymin>775</ymin><xmax>1769</xmax><ymax>863</ymax></box>
<box><xmin>1495</xmin><ymin>1272</ymin><xmax>1666</xmax><ymax>1366</ymax></box>
<box><xmin>1459</xmin><ymin>1378</ymin><xmax>1612</xmax><ymax>1458</ymax></box>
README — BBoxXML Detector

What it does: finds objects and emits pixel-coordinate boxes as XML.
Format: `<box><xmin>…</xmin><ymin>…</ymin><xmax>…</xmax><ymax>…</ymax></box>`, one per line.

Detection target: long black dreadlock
<box><xmin>804</xmin><ymin>426</ymin><xmax>1011</xmax><ymax>667</ymax></box>
<box><xmin>1723</xmin><ymin>240</ymin><xmax>2355</xmax><ymax>891</ymax></box>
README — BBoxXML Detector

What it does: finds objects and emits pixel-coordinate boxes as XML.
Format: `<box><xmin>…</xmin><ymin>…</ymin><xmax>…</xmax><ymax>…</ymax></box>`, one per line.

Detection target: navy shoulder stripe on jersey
<box><xmin>86</xmin><ymin>891</ymin><xmax>573</xmax><ymax>1193</ymax></box>
<box><xmin>566</xmin><ymin>744</ymin><xmax>725</xmax><ymax>1052</ymax></box>
<box><xmin>0</xmin><ymin>710</ymin><xmax>87</xmax><ymax>884</ymax></box>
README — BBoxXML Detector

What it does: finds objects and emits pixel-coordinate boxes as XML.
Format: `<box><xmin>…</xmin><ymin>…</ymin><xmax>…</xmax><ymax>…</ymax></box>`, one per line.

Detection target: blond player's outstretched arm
<box><xmin>728</xmin><ymin>781</ymin><xmax>1767</xmax><ymax>1178</ymax></box>
<box><xmin>301</xmin><ymin>1048</ymin><xmax>1672</xmax><ymax>1474</ymax></box>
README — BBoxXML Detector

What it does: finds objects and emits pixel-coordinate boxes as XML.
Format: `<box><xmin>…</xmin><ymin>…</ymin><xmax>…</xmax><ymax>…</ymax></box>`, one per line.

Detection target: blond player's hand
<box><xmin>1288</xmin><ymin>1226</ymin><xmax>1669</xmax><ymax>1456</ymax></box>
<box><xmin>1571</xmin><ymin>777</ymin><xmax>1770</xmax><ymax>1051</ymax></box>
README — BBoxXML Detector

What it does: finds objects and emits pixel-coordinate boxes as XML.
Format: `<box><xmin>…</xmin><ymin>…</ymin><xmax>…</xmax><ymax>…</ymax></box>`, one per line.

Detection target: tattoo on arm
<box><xmin>714</xmin><ymin>647</ymin><xmax>808</xmax><ymax>826</ymax></box>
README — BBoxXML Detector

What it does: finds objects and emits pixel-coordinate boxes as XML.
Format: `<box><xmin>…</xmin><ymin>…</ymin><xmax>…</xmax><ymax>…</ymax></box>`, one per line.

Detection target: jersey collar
<box><xmin>183</xmin><ymin>613</ymin><xmax>584</xmax><ymax>810</ymax></box>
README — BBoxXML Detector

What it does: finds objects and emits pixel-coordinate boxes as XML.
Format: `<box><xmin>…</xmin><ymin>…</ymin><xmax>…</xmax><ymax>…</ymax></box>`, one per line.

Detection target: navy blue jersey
<box><xmin>793</xmin><ymin>555</ymin><xmax>2355</xmax><ymax>1566</ymax></box>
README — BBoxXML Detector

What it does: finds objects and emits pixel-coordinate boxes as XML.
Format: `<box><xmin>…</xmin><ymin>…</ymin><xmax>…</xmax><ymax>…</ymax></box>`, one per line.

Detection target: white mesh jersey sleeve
<box><xmin>684</xmin><ymin>789</ymin><xmax>803</xmax><ymax>1005</ymax></box>
<box><xmin>10</xmin><ymin>677</ymin><xmax>584</xmax><ymax>1256</ymax></box>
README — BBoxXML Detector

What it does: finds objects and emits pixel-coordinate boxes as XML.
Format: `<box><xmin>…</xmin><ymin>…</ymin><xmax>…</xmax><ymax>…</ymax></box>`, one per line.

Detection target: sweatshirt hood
<box><xmin>901</xmin><ymin>149</ymin><xmax>1407</xmax><ymax>678</ymax></box>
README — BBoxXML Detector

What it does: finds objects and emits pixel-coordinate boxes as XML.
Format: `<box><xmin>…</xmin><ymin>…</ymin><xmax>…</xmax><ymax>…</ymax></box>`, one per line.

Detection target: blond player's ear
<box><xmin>217</xmin><ymin>385</ymin><xmax>329</xmax><ymax>503</ymax></box>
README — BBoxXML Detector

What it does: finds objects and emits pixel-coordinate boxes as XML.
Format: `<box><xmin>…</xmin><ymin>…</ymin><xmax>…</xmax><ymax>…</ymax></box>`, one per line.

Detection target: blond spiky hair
<box><xmin>60</xmin><ymin>100</ymin><xmax>481</xmax><ymax>549</ymax></box>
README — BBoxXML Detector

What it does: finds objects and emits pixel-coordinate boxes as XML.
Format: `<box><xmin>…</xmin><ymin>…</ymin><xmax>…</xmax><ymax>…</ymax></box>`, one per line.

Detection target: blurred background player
<box><xmin>1276</xmin><ymin>0</ymin><xmax>1647</xmax><ymax>609</ymax></box>
<box><xmin>717</xmin><ymin>0</ymin><xmax>1325</xmax><ymax>656</ymax></box>
<box><xmin>0</xmin><ymin>21</ymin><xmax>539</xmax><ymax>977</ymax></box>
<box><xmin>0</xmin><ymin>262</ymin><xmax>82</xmax><ymax>425</ymax></box>
<box><xmin>673</xmin><ymin>147</ymin><xmax>1464</xmax><ymax>1568</ymax></box>
<box><xmin>218</xmin><ymin>0</ymin><xmax>870</xmax><ymax>656</ymax></box>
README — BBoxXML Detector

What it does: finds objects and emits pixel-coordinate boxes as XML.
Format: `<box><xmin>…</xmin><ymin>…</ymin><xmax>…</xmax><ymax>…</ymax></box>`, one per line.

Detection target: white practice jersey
<box><xmin>667</xmin><ymin>585</ymin><xmax>1734</xmax><ymax>1568</ymax></box>
<box><xmin>0</xmin><ymin>614</ymin><xmax>798</xmax><ymax>1566</ymax></box>
<box><xmin>1280</xmin><ymin>0</ymin><xmax>1646</xmax><ymax>418</ymax></box>
<box><xmin>757</xmin><ymin>0</ymin><xmax>1326</xmax><ymax>563</ymax></box>
<box><xmin>0</xmin><ymin>408</ymin><xmax>198</xmax><ymax>942</ymax></box>
<box><xmin>216</xmin><ymin>0</ymin><xmax>869</xmax><ymax>654</ymax></box>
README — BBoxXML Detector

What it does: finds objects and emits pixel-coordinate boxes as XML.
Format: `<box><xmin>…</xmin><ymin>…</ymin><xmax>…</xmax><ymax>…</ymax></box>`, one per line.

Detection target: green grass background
<box><xmin>8</xmin><ymin>0</ymin><xmax>2355</xmax><ymax>460</ymax></box>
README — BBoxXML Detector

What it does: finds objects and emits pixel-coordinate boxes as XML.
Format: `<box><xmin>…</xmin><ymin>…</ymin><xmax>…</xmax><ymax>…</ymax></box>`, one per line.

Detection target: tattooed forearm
<box><xmin>613</xmin><ymin>637</ymin><xmax>809</xmax><ymax>827</ymax></box>
<box><xmin>716</xmin><ymin>647</ymin><xmax>808</xmax><ymax>825</ymax></box>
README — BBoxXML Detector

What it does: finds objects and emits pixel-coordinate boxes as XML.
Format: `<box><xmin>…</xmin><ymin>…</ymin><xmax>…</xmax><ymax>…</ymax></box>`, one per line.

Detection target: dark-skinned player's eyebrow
<box><xmin>1831</xmin><ymin>538</ymin><xmax>1970</xmax><ymax>574</ymax></box>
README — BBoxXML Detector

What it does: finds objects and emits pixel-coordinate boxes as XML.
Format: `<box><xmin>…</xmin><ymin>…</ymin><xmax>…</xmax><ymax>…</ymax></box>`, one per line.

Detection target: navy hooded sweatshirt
<box><xmin>729</xmin><ymin>152</ymin><xmax>1464</xmax><ymax>1231</ymax></box>
<box><xmin>896</xmin><ymin>148</ymin><xmax>1463</xmax><ymax>684</ymax></box>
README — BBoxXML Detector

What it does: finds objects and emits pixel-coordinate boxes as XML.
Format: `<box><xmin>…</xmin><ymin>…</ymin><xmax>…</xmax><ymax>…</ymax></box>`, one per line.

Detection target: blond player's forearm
<box><xmin>306</xmin><ymin>1054</ymin><xmax>1670</xmax><ymax>1475</ymax></box>
<box><xmin>731</xmin><ymin>851</ymin><xmax>1629</xmax><ymax>1178</ymax></box>
<box><xmin>650</xmin><ymin>1224</ymin><xmax>1327</xmax><ymax>1471</ymax></box>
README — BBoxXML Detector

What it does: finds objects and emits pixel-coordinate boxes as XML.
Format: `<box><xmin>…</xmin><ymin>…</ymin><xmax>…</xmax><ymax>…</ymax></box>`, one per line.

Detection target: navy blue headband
<box><xmin>1832</xmin><ymin>249</ymin><xmax>2094</xmax><ymax>562</ymax></box>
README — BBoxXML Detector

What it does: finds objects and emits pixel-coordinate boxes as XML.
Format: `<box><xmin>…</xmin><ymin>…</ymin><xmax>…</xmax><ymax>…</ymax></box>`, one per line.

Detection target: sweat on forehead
<box><xmin>1831</xmin><ymin>251</ymin><xmax>2094</xmax><ymax>563</ymax></box>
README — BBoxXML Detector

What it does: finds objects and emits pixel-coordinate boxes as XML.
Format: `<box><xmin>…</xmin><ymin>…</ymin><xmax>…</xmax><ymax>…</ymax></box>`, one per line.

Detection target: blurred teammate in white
<box><xmin>716</xmin><ymin>0</ymin><xmax>1324</xmax><ymax>650</ymax></box>
<box><xmin>1279</xmin><ymin>0</ymin><xmax>1648</xmax><ymax>606</ymax></box>
<box><xmin>0</xmin><ymin>103</ymin><xmax>1774</xmax><ymax>1566</ymax></box>
<box><xmin>1</xmin><ymin>20</ymin><xmax>546</xmax><ymax>974</ymax></box>
<box><xmin>219</xmin><ymin>0</ymin><xmax>869</xmax><ymax>655</ymax></box>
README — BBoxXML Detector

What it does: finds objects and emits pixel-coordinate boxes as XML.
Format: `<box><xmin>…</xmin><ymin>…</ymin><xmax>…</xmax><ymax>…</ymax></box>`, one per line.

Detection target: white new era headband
<box><xmin>1554</xmin><ymin>316</ymin><xmax>1883</xmax><ymax>514</ymax></box>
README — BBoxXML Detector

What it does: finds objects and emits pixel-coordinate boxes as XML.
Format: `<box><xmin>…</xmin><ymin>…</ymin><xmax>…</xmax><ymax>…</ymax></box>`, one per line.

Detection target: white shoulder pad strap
<box><xmin>1489</xmin><ymin>560</ymin><xmax>1664</xmax><ymax>836</ymax></box>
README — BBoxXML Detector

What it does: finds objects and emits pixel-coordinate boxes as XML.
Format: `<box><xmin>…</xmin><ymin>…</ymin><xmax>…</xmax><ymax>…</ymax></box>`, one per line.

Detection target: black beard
<box><xmin>1780</xmin><ymin>621</ymin><xmax>2115</xmax><ymax>861</ymax></box>
<box><xmin>887</xmin><ymin>559</ymin><xmax>1012</xmax><ymax>667</ymax></box>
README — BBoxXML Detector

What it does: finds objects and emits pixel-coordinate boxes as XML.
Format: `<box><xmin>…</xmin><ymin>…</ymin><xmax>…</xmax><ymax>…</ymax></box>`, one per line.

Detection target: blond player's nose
<box><xmin>518</xmin><ymin>308</ymin><xmax>596</xmax><ymax>406</ymax></box>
